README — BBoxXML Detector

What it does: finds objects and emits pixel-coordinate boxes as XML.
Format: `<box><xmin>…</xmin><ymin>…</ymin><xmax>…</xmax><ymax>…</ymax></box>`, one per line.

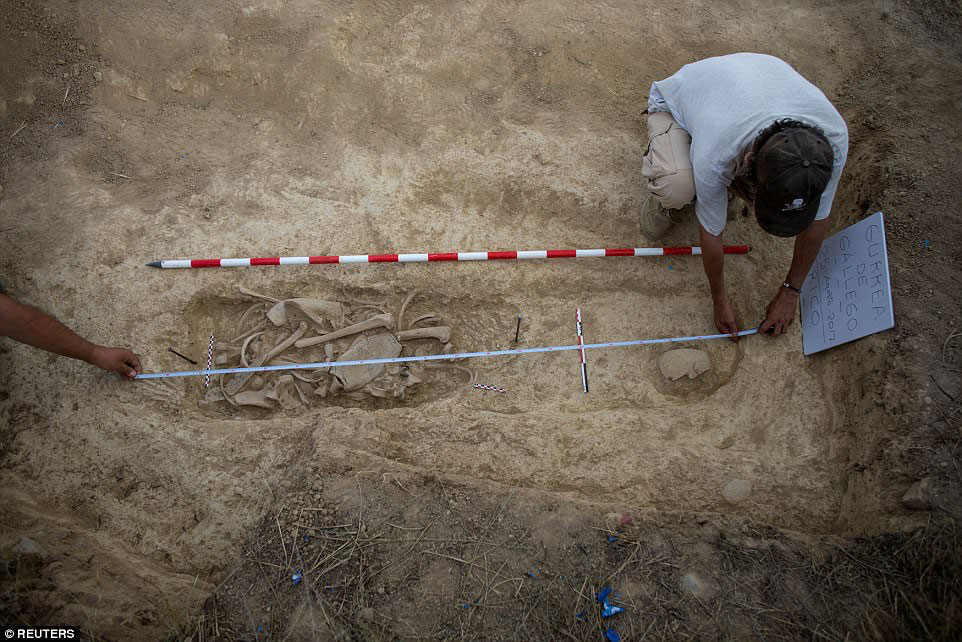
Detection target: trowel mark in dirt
<box><xmin>179</xmin><ymin>287</ymin><xmax>520</xmax><ymax>418</ymax></box>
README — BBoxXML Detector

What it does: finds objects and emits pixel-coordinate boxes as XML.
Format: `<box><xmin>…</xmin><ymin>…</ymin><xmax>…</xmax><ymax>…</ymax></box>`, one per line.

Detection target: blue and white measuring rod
<box><xmin>135</xmin><ymin>328</ymin><xmax>757</xmax><ymax>381</ymax></box>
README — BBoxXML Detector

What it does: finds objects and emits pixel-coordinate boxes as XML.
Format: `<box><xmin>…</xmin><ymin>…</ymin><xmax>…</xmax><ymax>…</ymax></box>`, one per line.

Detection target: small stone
<box><xmin>376</xmin><ymin>585</ymin><xmax>385</xmax><ymax>595</ymax></box>
<box><xmin>358</xmin><ymin>607</ymin><xmax>374</xmax><ymax>621</ymax></box>
<box><xmin>717</xmin><ymin>436</ymin><xmax>735</xmax><ymax>449</ymax></box>
<box><xmin>901</xmin><ymin>478</ymin><xmax>933</xmax><ymax>511</ymax></box>
<box><xmin>78</xmin><ymin>44</ymin><xmax>86</xmax><ymax>52</ymax></box>
<box><xmin>14</xmin><ymin>537</ymin><xmax>45</xmax><ymax>556</ymax></box>
<box><xmin>681</xmin><ymin>571</ymin><xmax>712</xmax><ymax>599</ymax></box>
<box><xmin>722</xmin><ymin>479</ymin><xmax>752</xmax><ymax>504</ymax></box>
<box><xmin>71</xmin><ymin>64</ymin><xmax>80</xmax><ymax>77</ymax></box>
<box><xmin>93</xmin><ymin>71</ymin><xmax>103</xmax><ymax>82</ymax></box>
<box><xmin>57</xmin><ymin>59</ymin><xmax>65</xmax><ymax>65</ymax></box>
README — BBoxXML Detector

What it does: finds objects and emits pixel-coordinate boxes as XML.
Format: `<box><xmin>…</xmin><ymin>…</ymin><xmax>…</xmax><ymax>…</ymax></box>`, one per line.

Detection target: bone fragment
<box><xmin>226</xmin><ymin>323</ymin><xmax>307</xmax><ymax>394</ymax></box>
<box><xmin>658</xmin><ymin>348</ymin><xmax>711</xmax><ymax>381</ymax></box>
<box><xmin>231</xmin><ymin>321</ymin><xmax>267</xmax><ymax>344</ymax></box>
<box><xmin>291</xmin><ymin>369</ymin><xmax>328</xmax><ymax>383</ymax></box>
<box><xmin>236</xmin><ymin>302</ymin><xmax>269</xmax><ymax>335</ymax></box>
<box><xmin>292</xmin><ymin>378</ymin><xmax>313</xmax><ymax>405</ymax></box>
<box><xmin>204</xmin><ymin>387</ymin><xmax>226</xmax><ymax>402</ymax></box>
<box><xmin>239</xmin><ymin>286</ymin><xmax>279</xmax><ymax>303</ymax></box>
<box><xmin>425</xmin><ymin>363</ymin><xmax>475</xmax><ymax>384</ymax></box>
<box><xmin>330</xmin><ymin>332</ymin><xmax>402</xmax><ymax>391</ymax></box>
<box><xmin>234</xmin><ymin>389</ymin><xmax>275</xmax><ymax>408</ymax></box>
<box><xmin>265</xmin><ymin>375</ymin><xmax>303</xmax><ymax>409</ymax></box>
<box><xmin>266</xmin><ymin>298</ymin><xmax>344</xmax><ymax>329</ymax></box>
<box><xmin>397</xmin><ymin>289</ymin><xmax>421</xmax><ymax>331</ymax></box>
<box><xmin>398</xmin><ymin>326</ymin><xmax>450</xmax><ymax>343</ymax></box>
<box><xmin>409</xmin><ymin>313</ymin><xmax>440</xmax><ymax>327</ymax></box>
<box><xmin>240</xmin><ymin>331</ymin><xmax>265</xmax><ymax>367</ymax></box>
<box><xmin>295</xmin><ymin>313</ymin><xmax>394</xmax><ymax>348</ymax></box>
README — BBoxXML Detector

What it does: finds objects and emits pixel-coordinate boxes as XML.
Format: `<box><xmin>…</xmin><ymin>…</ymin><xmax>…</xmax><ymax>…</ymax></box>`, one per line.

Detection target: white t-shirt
<box><xmin>648</xmin><ymin>53</ymin><xmax>848</xmax><ymax>236</ymax></box>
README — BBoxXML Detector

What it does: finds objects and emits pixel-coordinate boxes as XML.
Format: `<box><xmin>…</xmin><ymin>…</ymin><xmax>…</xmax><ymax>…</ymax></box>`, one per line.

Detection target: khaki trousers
<box><xmin>642</xmin><ymin>112</ymin><xmax>695</xmax><ymax>210</ymax></box>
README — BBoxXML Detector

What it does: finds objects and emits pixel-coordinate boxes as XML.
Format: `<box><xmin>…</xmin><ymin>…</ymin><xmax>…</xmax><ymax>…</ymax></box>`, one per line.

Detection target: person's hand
<box><xmin>759</xmin><ymin>287</ymin><xmax>799</xmax><ymax>337</ymax></box>
<box><xmin>712</xmin><ymin>294</ymin><xmax>740</xmax><ymax>342</ymax></box>
<box><xmin>88</xmin><ymin>346</ymin><xmax>142</xmax><ymax>379</ymax></box>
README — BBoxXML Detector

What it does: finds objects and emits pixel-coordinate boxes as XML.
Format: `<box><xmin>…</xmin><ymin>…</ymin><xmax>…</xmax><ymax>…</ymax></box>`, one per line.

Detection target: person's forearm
<box><xmin>699</xmin><ymin>226</ymin><xmax>727</xmax><ymax>298</ymax></box>
<box><xmin>0</xmin><ymin>294</ymin><xmax>99</xmax><ymax>362</ymax></box>
<box><xmin>785</xmin><ymin>218</ymin><xmax>829</xmax><ymax>288</ymax></box>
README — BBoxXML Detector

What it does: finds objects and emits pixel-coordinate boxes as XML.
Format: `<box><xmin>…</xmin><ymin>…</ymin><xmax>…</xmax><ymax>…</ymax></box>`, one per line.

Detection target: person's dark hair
<box><xmin>748</xmin><ymin>119</ymin><xmax>828</xmax><ymax>177</ymax></box>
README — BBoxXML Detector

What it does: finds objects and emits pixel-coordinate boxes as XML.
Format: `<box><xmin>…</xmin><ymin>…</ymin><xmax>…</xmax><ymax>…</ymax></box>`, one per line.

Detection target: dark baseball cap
<box><xmin>754</xmin><ymin>127</ymin><xmax>834</xmax><ymax>237</ymax></box>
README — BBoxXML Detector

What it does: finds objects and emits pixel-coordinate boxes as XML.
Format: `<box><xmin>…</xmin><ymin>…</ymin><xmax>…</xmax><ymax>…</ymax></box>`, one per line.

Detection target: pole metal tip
<box><xmin>146</xmin><ymin>261</ymin><xmax>162</xmax><ymax>268</ymax></box>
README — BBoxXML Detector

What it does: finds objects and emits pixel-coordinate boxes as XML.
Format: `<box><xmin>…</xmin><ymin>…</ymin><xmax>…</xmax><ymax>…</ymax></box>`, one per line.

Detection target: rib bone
<box><xmin>226</xmin><ymin>323</ymin><xmax>308</xmax><ymax>394</ymax></box>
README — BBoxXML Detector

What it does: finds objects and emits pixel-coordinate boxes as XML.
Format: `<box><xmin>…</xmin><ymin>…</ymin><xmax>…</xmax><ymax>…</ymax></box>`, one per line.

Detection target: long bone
<box><xmin>239</xmin><ymin>286</ymin><xmax>279</xmax><ymax>303</ymax></box>
<box><xmin>294</xmin><ymin>313</ymin><xmax>394</xmax><ymax>348</ymax></box>
<box><xmin>397</xmin><ymin>326</ymin><xmax>450</xmax><ymax>343</ymax></box>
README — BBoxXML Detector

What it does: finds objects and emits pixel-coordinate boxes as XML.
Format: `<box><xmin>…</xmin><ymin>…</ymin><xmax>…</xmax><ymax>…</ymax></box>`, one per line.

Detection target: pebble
<box><xmin>722</xmin><ymin>479</ymin><xmax>752</xmax><ymax>504</ymax></box>
<box><xmin>716</xmin><ymin>436</ymin><xmax>735</xmax><ymax>449</ymax></box>
<box><xmin>71</xmin><ymin>64</ymin><xmax>80</xmax><ymax>77</ymax></box>
<box><xmin>680</xmin><ymin>571</ymin><xmax>712</xmax><ymax>599</ymax></box>
<box><xmin>376</xmin><ymin>585</ymin><xmax>385</xmax><ymax>595</ymax></box>
<box><xmin>93</xmin><ymin>71</ymin><xmax>103</xmax><ymax>82</ymax></box>
<box><xmin>901</xmin><ymin>478</ymin><xmax>933</xmax><ymax>511</ymax></box>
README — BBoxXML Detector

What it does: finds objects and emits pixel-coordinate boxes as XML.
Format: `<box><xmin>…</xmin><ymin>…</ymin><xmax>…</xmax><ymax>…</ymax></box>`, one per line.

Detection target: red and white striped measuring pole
<box><xmin>146</xmin><ymin>245</ymin><xmax>750</xmax><ymax>269</ymax></box>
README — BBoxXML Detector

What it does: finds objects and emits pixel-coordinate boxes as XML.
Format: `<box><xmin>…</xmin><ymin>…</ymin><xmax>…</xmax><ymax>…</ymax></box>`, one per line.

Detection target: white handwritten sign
<box><xmin>800</xmin><ymin>211</ymin><xmax>894</xmax><ymax>355</ymax></box>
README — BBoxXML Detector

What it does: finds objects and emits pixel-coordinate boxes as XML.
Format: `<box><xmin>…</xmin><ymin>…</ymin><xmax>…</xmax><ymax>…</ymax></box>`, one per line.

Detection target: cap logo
<box><xmin>782</xmin><ymin>198</ymin><xmax>805</xmax><ymax>211</ymax></box>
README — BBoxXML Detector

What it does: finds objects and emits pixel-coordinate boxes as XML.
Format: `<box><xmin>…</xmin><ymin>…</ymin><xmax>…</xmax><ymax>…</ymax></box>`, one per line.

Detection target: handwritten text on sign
<box><xmin>800</xmin><ymin>211</ymin><xmax>894</xmax><ymax>355</ymax></box>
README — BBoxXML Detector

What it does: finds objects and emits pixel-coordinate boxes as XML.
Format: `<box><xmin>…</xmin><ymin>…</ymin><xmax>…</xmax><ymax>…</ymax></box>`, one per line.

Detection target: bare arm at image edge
<box><xmin>0</xmin><ymin>292</ymin><xmax>142</xmax><ymax>379</ymax></box>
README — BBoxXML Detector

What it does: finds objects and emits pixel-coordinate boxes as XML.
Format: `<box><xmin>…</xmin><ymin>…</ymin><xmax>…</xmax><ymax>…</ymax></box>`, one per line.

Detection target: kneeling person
<box><xmin>640</xmin><ymin>53</ymin><xmax>848</xmax><ymax>338</ymax></box>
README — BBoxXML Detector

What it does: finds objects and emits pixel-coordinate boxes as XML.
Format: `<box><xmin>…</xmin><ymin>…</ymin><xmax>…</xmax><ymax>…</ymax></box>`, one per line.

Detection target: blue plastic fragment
<box><xmin>607</xmin><ymin>534</ymin><xmax>617</xmax><ymax>543</ymax></box>
<box><xmin>292</xmin><ymin>572</ymin><xmax>302</xmax><ymax>585</ymax></box>
<box><xmin>303</xmin><ymin>534</ymin><xmax>310</xmax><ymax>542</ymax></box>
<box><xmin>596</xmin><ymin>586</ymin><xmax>612</xmax><ymax>603</ymax></box>
<box><xmin>601</xmin><ymin>604</ymin><xmax>625</xmax><ymax>618</ymax></box>
<box><xmin>605</xmin><ymin>627</ymin><xmax>621</xmax><ymax>642</ymax></box>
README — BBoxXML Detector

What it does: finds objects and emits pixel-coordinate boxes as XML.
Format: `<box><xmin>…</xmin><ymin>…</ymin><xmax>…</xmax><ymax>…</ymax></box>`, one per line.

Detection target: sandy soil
<box><xmin>1</xmin><ymin>0</ymin><xmax>960</xmax><ymax>639</ymax></box>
